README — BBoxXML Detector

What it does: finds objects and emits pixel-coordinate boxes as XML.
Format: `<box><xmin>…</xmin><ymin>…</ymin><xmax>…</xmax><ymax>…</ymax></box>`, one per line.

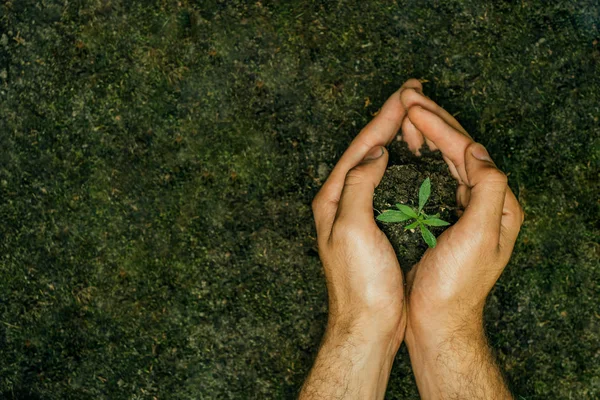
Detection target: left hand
<box><xmin>301</xmin><ymin>80</ymin><xmax>423</xmax><ymax>400</ymax></box>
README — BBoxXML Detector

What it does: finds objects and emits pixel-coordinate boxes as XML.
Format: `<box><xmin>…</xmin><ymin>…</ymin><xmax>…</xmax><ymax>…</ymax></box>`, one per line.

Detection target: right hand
<box><xmin>398</xmin><ymin>86</ymin><xmax>524</xmax><ymax>369</ymax></box>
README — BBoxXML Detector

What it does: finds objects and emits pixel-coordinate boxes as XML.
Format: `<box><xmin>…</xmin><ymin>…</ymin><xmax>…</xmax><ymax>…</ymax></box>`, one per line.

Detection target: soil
<box><xmin>374</xmin><ymin>138</ymin><xmax>458</xmax><ymax>270</ymax></box>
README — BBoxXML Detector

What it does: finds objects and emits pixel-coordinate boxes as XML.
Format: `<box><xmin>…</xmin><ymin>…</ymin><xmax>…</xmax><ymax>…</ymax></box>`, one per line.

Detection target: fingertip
<box><xmin>407</xmin><ymin>104</ymin><xmax>427</xmax><ymax>121</ymax></box>
<box><xmin>336</xmin><ymin>146</ymin><xmax>390</xmax><ymax>224</ymax></box>
<box><xmin>382</xmin><ymin>146</ymin><xmax>390</xmax><ymax>165</ymax></box>
<box><xmin>465</xmin><ymin>144</ymin><xmax>508</xmax><ymax>192</ymax></box>
<box><xmin>468</xmin><ymin>142</ymin><xmax>493</xmax><ymax>163</ymax></box>
<box><xmin>359</xmin><ymin>146</ymin><xmax>389</xmax><ymax>176</ymax></box>
<box><xmin>400</xmin><ymin>88</ymin><xmax>427</xmax><ymax>110</ymax></box>
<box><xmin>381</xmin><ymin>145</ymin><xmax>390</xmax><ymax>163</ymax></box>
<box><xmin>401</xmin><ymin>116</ymin><xmax>425</xmax><ymax>155</ymax></box>
<box><xmin>464</xmin><ymin>143</ymin><xmax>504</xmax><ymax>186</ymax></box>
<box><xmin>406</xmin><ymin>105</ymin><xmax>436</xmax><ymax>137</ymax></box>
<box><xmin>401</xmin><ymin>78</ymin><xmax>423</xmax><ymax>91</ymax></box>
<box><xmin>425</xmin><ymin>138</ymin><xmax>438</xmax><ymax>151</ymax></box>
<box><xmin>363</xmin><ymin>145</ymin><xmax>385</xmax><ymax>162</ymax></box>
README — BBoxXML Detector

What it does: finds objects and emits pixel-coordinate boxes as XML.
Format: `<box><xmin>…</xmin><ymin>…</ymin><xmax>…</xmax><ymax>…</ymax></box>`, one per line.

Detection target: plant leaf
<box><xmin>422</xmin><ymin>218</ymin><xmax>450</xmax><ymax>227</ymax></box>
<box><xmin>420</xmin><ymin>225</ymin><xmax>437</xmax><ymax>248</ymax></box>
<box><xmin>395</xmin><ymin>204</ymin><xmax>418</xmax><ymax>218</ymax></box>
<box><xmin>418</xmin><ymin>178</ymin><xmax>431</xmax><ymax>212</ymax></box>
<box><xmin>405</xmin><ymin>220</ymin><xmax>419</xmax><ymax>230</ymax></box>
<box><xmin>376</xmin><ymin>210</ymin><xmax>413</xmax><ymax>223</ymax></box>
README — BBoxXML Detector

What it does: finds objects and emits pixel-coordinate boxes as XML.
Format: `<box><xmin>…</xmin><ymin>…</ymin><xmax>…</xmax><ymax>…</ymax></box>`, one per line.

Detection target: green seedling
<box><xmin>376</xmin><ymin>178</ymin><xmax>449</xmax><ymax>248</ymax></box>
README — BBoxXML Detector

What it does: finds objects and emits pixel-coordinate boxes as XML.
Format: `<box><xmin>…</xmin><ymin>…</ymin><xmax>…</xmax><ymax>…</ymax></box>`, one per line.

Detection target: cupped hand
<box><xmin>398</xmin><ymin>88</ymin><xmax>524</xmax><ymax>335</ymax></box>
<box><xmin>398</xmin><ymin>87</ymin><xmax>524</xmax><ymax>398</ymax></box>
<box><xmin>311</xmin><ymin>79</ymin><xmax>425</xmax><ymax>347</ymax></box>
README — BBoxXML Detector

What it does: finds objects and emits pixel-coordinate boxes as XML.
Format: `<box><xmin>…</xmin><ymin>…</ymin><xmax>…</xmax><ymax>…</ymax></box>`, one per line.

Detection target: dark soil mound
<box><xmin>374</xmin><ymin>139</ymin><xmax>458</xmax><ymax>270</ymax></box>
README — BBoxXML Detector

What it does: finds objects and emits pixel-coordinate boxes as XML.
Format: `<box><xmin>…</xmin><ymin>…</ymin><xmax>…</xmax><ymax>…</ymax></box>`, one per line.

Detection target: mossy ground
<box><xmin>0</xmin><ymin>1</ymin><xmax>598</xmax><ymax>399</ymax></box>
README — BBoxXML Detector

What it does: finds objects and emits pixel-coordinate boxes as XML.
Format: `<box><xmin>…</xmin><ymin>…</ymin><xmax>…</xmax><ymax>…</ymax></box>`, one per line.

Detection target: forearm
<box><xmin>299</xmin><ymin>323</ymin><xmax>399</xmax><ymax>400</ymax></box>
<box><xmin>406</xmin><ymin>319</ymin><xmax>512</xmax><ymax>400</ymax></box>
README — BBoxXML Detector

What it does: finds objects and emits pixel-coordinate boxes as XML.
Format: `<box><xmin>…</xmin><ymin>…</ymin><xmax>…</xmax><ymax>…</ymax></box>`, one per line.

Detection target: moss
<box><xmin>0</xmin><ymin>0</ymin><xmax>598</xmax><ymax>399</ymax></box>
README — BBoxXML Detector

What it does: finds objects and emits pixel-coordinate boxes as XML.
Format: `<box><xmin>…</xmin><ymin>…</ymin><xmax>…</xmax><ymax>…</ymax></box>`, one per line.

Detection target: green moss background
<box><xmin>0</xmin><ymin>1</ymin><xmax>598</xmax><ymax>398</ymax></box>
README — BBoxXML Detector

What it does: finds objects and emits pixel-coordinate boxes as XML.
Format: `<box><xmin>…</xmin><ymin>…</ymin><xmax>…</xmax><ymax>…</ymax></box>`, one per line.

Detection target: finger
<box><xmin>313</xmin><ymin>80</ymin><xmax>421</xmax><ymax>238</ymax></box>
<box><xmin>329</xmin><ymin>80</ymin><xmax>422</xmax><ymax>178</ymax></box>
<box><xmin>407</xmin><ymin>106</ymin><xmax>473</xmax><ymax>183</ymax></box>
<box><xmin>400</xmin><ymin>109</ymin><xmax>437</xmax><ymax>153</ymax></box>
<box><xmin>499</xmin><ymin>187</ymin><xmax>524</xmax><ymax>255</ymax></box>
<box><xmin>456</xmin><ymin>183</ymin><xmax>470</xmax><ymax>210</ymax></box>
<box><xmin>443</xmin><ymin>155</ymin><xmax>462</xmax><ymax>183</ymax></box>
<box><xmin>403</xmin><ymin>90</ymin><xmax>471</xmax><ymax>178</ymax></box>
<box><xmin>425</xmin><ymin>137</ymin><xmax>438</xmax><ymax>151</ymax></box>
<box><xmin>455</xmin><ymin>142</ymin><xmax>507</xmax><ymax>245</ymax></box>
<box><xmin>335</xmin><ymin>146</ymin><xmax>389</xmax><ymax>227</ymax></box>
<box><xmin>401</xmin><ymin>116</ymin><xmax>425</xmax><ymax>155</ymax></box>
<box><xmin>400</xmin><ymin>88</ymin><xmax>471</xmax><ymax>138</ymax></box>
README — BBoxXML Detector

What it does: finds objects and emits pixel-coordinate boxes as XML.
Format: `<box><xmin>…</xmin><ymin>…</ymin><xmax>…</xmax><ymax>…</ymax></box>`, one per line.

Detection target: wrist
<box><xmin>326</xmin><ymin>310</ymin><xmax>406</xmax><ymax>354</ymax></box>
<box><xmin>405</xmin><ymin>296</ymin><xmax>485</xmax><ymax>349</ymax></box>
<box><xmin>404</xmin><ymin>313</ymin><xmax>511</xmax><ymax>399</ymax></box>
<box><xmin>405</xmin><ymin>310</ymin><xmax>484</xmax><ymax>350</ymax></box>
<box><xmin>322</xmin><ymin>325</ymin><xmax>399</xmax><ymax>367</ymax></box>
<box><xmin>405</xmin><ymin>317</ymin><xmax>487</xmax><ymax>372</ymax></box>
<box><xmin>316</xmin><ymin>322</ymin><xmax>401</xmax><ymax>399</ymax></box>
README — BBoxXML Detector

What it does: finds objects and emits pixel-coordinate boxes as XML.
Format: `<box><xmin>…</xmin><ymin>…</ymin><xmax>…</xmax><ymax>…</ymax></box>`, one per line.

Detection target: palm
<box><xmin>406</xmin><ymin>227</ymin><xmax>472</xmax><ymax>309</ymax></box>
<box><xmin>330</xmin><ymin>224</ymin><xmax>405</xmax><ymax>330</ymax></box>
<box><xmin>371</xmin><ymin>229</ymin><xmax>405</xmax><ymax>313</ymax></box>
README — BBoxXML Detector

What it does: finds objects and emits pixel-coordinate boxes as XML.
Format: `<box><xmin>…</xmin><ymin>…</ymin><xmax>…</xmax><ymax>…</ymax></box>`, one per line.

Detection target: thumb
<box><xmin>335</xmin><ymin>146</ymin><xmax>389</xmax><ymax>225</ymax></box>
<box><xmin>455</xmin><ymin>142</ymin><xmax>507</xmax><ymax>244</ymax></box>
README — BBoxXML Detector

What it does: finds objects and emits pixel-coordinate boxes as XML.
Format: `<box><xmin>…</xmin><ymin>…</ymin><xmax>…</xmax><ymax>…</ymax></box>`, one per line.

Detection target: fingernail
<box><xmin>364</xmin><ymin>146</ymin><xmax>384</xmax><ymax>161</ymax></box>
<box><xmin>471</xmin><ymin>143</ymin><xmax>492</xmax><ymax>162</ymax></box>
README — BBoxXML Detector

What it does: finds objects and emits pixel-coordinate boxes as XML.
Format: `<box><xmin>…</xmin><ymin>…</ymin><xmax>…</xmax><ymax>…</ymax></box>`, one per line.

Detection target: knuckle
<box><xmin>466</xmin><ymin>141</ymin><xmax>480</xmax><ymax>153</ymax></box>
<box><xmin>344</xmin><ymin>167</ymin><xmax>365</xmax><ymax>187</ymax></box>
<box><xmin>463</xmin><ymin>225</ymin><xmax>496</xmax><ymax>249</ymax></box>
<box><xmin>331</xmin><ymin>219</ymin><xmax>352</xmax><ymax>239</ymax></box>
<box><xmin>403</xmin><ymin>78</ymin><xmax>422</xmax><ymax>89</ymax></box>
<box><xmin>477</xmin><ymin>232</ymin><xmax>497</xmax><ymax>249</ymax></box>
<box><xmin>330</xmin><ymin>219</ymin><xmax>363</xmax><ymax>245</ymax></box>
<box><xmin>483</xmin><ymin>168</ymin><xmax>508</xmax><ymax>186</ymax></box>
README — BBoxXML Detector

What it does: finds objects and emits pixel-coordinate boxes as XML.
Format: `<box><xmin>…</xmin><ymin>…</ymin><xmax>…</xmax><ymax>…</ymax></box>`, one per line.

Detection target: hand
<box><xmin>398</xmin><ymin>86</ymin><xmax>524</xmax><ymax>399</ymax></box>
<box><xmin>300</xmin><ymin>80</ymin><xmax>422</xmax><ymax>399</ymax></box>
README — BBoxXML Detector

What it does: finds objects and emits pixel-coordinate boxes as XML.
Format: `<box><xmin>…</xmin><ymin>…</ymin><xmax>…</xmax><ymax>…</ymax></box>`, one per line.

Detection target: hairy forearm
<box><xmin>299</xmin><ymin>324</ymin><xmax>398</xmax><ymax>400</ymax></box>
<box><xmin>406</xmin><ymin>320</ymin><xmax>512</xmax><ymax>400</ymax></box>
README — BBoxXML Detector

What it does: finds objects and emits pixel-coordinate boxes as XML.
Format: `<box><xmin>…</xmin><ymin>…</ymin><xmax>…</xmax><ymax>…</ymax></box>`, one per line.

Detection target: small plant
<box><xmin>376</xmin><ymin>178</ymin><xmax>449</xmax><ymax>248</ymax></box>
